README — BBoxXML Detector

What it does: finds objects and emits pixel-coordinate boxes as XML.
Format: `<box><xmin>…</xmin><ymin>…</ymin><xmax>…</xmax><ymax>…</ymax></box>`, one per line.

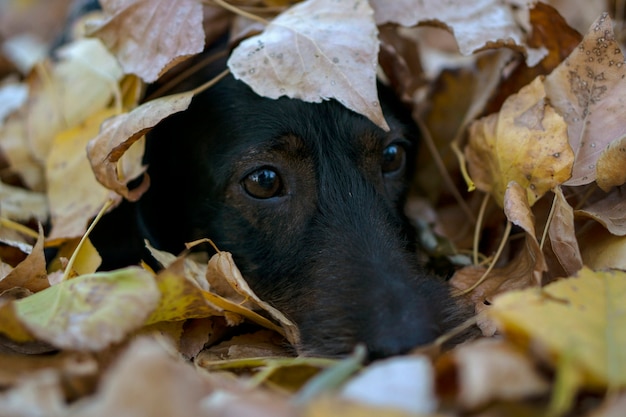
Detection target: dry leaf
<box><xmin>67</xmin><ymin>337</ymin><xmax>213</xmax><ymax>417</ymax></box>
<box><xmin>1</xmin><ymin>267</ymin><xmax>160</xmax><ymax>351</ymax></box>
<box><xmin>596</xmin><ymin>134</ymin><xmax>626</xmax><ymax>191</ymax></box>
<box><xmin>451</xmin><ymin>183</ymin><xmax>547</xmax><ymax>335</ymax></box>
<box><xmin>27</xmin><ymin>38</ymin><xmax>124</xmax><ymax>162</ymax></box>
<box><xmin>0</xmin><ymin>180</ymin><xmax>47</xmax><ymax>223</ymax></box>
<box><xmin>46</xmin><ymin>108</ymin><xmax>117</xmax><ymax>241</ymax></box>
<box><xmin>548</xmin><ymin>186</ymin><xmax>583</xmax><ymax>275</ymax></box>
<box><xmin>228</xmin><ymin>0</ymin><xmax>388</xmax><ymax>130</ymax></box>
<box><xmin>438</xmin><ymin>338</ymin><xmax>549</xmax><ymax>409</ymax></box>
<box><xmin>340</xmin><ymin>356</ymin><xmax>437</xmax><ymax>415</ymax></box>
<box><xmin>466</xmin><ymin>76</ymin><xmax>573</xmax><ymax>207</ymax></box>
<box><xmin>87</xmin><ymin>0</ymin><xmax>205</xmax><ymax>83</ymax></box>
<box><xmin>544</xmin><ymin>13</ymin><xmax>626</xmax><ymax>186</ymax></box>
<box><xmin>208</xmin><ymin>251</ymin><xmax>300</xmax><ymax>347</ymax></box>
<box><xmin>0</xmin><ymin>82</ymin><xmax>28</xmax><ymax>122</ymax></box>
<box><xmin>488</xmin><ymin>267</ymin><xmax>626</xmax><ymax>391</ymax></box>
<box><xmin>576</xmin><ymin>185</ymin><xmax>626</xmax><ymax>236</ymax></box>
<box><xmin>370</xmin><ymin>0</ymin><xmax>546</xmax><ymax>66</ymax></box>
<box><xmin>0</xmin><ymin>226</ymin><xmax>48</xmax><ymax>293</ymax></box>
<box><xmin>86</xmin><ymin>91</ymin><xmax>194</xmax><ymax>200</ymax></box>
<box><xmin>485</xmin><ymin>2</ymin><xmax>582</xmax><ymax>113</ymax></box>
<box><xmin>145</xmin><ymin>258</ymin><xmax>223</xmax><ymax>324</ymax></box>
<box><xmin>579</xmin><ymin>224</ymin><xmax>626</xmax><ymax>270</ymax></box>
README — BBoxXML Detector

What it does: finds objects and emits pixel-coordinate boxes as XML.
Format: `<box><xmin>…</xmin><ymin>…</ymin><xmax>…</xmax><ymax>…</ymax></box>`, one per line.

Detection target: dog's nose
<box><xmin>362</xmin><ymin>288</ymin><xmax>440</xmax><ymax>360</ymax></box>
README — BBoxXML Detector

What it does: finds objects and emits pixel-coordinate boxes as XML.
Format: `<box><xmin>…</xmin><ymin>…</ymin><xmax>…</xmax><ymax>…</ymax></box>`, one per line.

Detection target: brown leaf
<box><xmin>485</xmin><ymin>2</ymin><xmax>582</xmax><ymax>113</ymax></box>
<box><xmin>86</xmin><ymin>91</ymin><xmax>194</xmax><ymax>201</ymax></box>
<box><xmin>544</xmin><ymin>13</ymin><xmax>626</xmax><ymax>186</ymax></box>
<box><xmin>228</xmin><ymin>0</ymin><xmax>388</xmax><ymax>130</ymax></box>
<box><xmin>67</xmin><ymin>337</ymin><xmax>213</xmax><ymax>417</ymax></box>
<box><xmin>436</xmin><ymin>338</ymin><xmax>549</xmax><ymax>409</ymax></box>
<box><xmin>579</xmin><ymin>223</ymin><xmax>626</xmax><ymax>270</ymax></box>
<box><xmin>450</xmin><ymin>183</ymin><xmax>547</xmax><ymax>335</ymax></box>
<box><xmin>208</xmin><ymin>251</ymin><xmax>300</xmax><ymax>347</ymax></box>
<box><xmin>576</xmin><ymin>185</ymin><xmax>626</xmax><ymax>236</ymax></box>
<box><xmin>87</xmin><ymin>0</ymin><xmax>205</xmax><ymax>83</ymax></box>
<box><xmin>0</xmin><ymin>226</ymin><xmax>48</xmax><ymax>293</ymax></box>
<box><xmin>0</xmin><ymin>180</ymin><xmax>47</xmax><ymax>223</ymax></box>
<box><xmin>548</xmin><ymin>186</ymin><xmax>583</xmax><ymax>275</ymax></box>
<box><xmin>370</xmin><ymin>0</ymin><xmax>547</xmax><ymax>66</ymax></box>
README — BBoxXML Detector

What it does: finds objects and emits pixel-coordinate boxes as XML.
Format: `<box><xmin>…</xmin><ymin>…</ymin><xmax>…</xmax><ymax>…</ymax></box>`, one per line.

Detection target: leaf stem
<box><xmin>61</xmin><ymin>199</ymin><xmax>114</xmax><ymax>281</ymax></box>
<box><xmin>540</xmin><ymin>190</ymin><xmax>558</xmax><ymax>251</ymax></box>
<box><xmin>456</xmin><ymin>220</ymin><xmax>512</xmax><ymax>296</ymax></box>
<box><xmin>0</xmin><ymin>217</ymin><xmax>39</xmax><ymax>239</ymax></box>
<box><xmin>209</xmin><ymin>0</ymin><xmax>271</xmax><ymax>25</ymax></box>
<box><xmin>417</xmin><ymin>117</ymin><xmax>476</xmax><ymax>225</ymax></box>
<box><xmin>473</xmin><ymin>192</ymin><xmax>489</xmax><ymax>265</ymax></box>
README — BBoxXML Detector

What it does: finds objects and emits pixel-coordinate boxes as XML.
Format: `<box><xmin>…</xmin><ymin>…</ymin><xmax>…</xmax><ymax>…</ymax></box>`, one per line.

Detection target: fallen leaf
<box><xmin>488</xmin><ymin>267</ymin><xmax>626</xmax><ymax>392</ymax></box>
<box><xmin>208</xmin><ymin>251</ymin><xmax>300</xmax><ymax>347</ymax></box>
<box><xmin>0</xmin><ymin>82</ymin><xmax>28</xmax><ymax>122</ymax></box>
<box><xmin>27</xmin><ymin>38</ymin><xmax>124</xmax><ymax>162</ymax></box>
<box><xmin>0</xmin><ymin>226</ymin><xmax>48</xmax><ymax>293</ymax></box>
<box><xmin>596</xmin><ymin>134</ymin><xmax>626</xmax><ymax>191</ymax></box>
<box><xmin>46</xmin><ymin>108</ymin><xmax>118</xmax><ymax>241</ymax></box>
<box><xmin>0</xmin><ymin>369</ymin><xmax>67</xmax><ymax>417</ymax></box>
<box><xmin>437</xmin><ymin>338</ymin><xmax>549</xmax><ymax>409</ymax></box>
<box><xmin>484</xmin><ymin>2</ymin><xmax>582</xmax><ymax>113</ymax></box>
<box><xmin>370</xmin><ymin>0</ymin><xmax>547</xmax><ymax>66</ymax></box>
<box><xmin>0</xmin><ymin>112</ymin><xmax>45</xmax><ymax>191</ymax></box>
<box><xmin>466</xmin><ymin>76</ymin><xmax>573</xmax><ymax>207</ymax></box>
<box><xmin>579</xmin><ymin>223</ymin><xmax>626</xmax><ymax>270</ymax></box>
<box><xmin>576</xmin><ymin>185</ymin><xmax>626</xmax><ymax>236</ymax></box>
<box><xmin>548</xmin><ymin>186</ymin><xmax>583</xmax><ymax>275</ymax></box>
<box><xmin>340</xmin><ymin>356</ymin><xmax>437</xmax><ymax>415</ymax></box>
<box><xmin>0</xmin><ymin>180</ymin><xmax>47</xmax><ymax>223</ymax></box>
<box><xmin>544</xmin><ymin>13</ymin><xmax>626</xmax><ymax>186</ymax></box>
<box><xmin>451</xmin><ymin>183</ymin><xmax>547</xmax><ymax>335</ymax></box>
<box><xmin>2</xmin><ymin>267</ymin><xmax>160</xmax><ymax>351</ymax></box>
<box><xmin>87</xmin><ymin>0</ymin><xmax>205</xmax><ymax>83</ymax></box>
<box><xmin>146</xmin><ymin>258</ymin><xmax>223</xmax><ymax>324</ymax></box>
<box><xmin>66</xmin><ymin>337</ymin><xmax>213</xmax><ymax>417</ymax></box>
<box><xmin>228</xmin><ymin>0</ymin><xmax>388</xmax><ymax>130</ymax></box>
<box><xmin>86</xmin><ymin>91</ymin><xmax>194</xmax><ymax>200</ymax></box>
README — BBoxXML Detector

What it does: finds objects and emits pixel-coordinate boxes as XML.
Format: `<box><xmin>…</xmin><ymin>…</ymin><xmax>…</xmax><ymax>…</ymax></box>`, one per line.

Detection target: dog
<box><xmin>91</xmin><ymin>52</ymin><xmax>467</xmax><ymax>358</ymax></box>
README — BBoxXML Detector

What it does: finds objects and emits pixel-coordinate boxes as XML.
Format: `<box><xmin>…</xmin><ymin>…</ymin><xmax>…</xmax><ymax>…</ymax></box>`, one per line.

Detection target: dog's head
<box><xmin>138</xmin><ymin>74</ymin><xmax>457</xmax><ymax>358</ymax></box>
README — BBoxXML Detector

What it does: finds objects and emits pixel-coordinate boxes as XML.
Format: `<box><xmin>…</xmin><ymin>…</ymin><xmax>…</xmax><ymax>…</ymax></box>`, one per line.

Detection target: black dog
<box><xmin>92</xmin><ymin>60</ymin><xmax>465</xmax><ymax>358</ymax></box>
<box><xmin>149</xmin><ymin>68</ymin><xmax>466</xmax><ymax>356</ymax></box>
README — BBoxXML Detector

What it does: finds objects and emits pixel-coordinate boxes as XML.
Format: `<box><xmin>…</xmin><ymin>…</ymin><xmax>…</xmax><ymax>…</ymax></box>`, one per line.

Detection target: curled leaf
<box><xmin>86</xmin><ymin>91</ymin><xmax>194</xmax><ymax>201</ymax></box>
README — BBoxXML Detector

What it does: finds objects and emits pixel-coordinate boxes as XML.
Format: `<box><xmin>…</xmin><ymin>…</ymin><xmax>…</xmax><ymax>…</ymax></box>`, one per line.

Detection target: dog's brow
<box><xmin>268</xmin><ymin>134</ymin><xmax>308</xmax><ymax>154</ymax></box>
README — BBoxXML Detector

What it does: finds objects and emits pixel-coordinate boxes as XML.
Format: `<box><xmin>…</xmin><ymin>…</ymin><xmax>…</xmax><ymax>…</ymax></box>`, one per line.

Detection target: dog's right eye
<box><xmin>242</xmin><ymin>168</ymin><xmax>283</xmax><ymax>199</ymax></box>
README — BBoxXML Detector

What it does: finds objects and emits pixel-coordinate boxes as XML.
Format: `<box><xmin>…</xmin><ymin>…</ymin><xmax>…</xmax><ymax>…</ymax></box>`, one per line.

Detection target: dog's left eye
<box><xmin>242</xmin><ymin>168</ymin><xmax>283</xmax><ymax>199</ymax></box>
<box><xmin>381</xmin><ymin>143</ymin><xmax>406</xmax><ymax>175</ymax></box>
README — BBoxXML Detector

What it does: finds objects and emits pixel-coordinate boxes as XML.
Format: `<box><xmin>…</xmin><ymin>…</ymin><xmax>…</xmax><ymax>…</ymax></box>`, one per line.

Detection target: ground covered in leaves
<box><xmin>0</xmin><ymin>0</ymin><xmax>625</xmax><ymax>416</ymax></box>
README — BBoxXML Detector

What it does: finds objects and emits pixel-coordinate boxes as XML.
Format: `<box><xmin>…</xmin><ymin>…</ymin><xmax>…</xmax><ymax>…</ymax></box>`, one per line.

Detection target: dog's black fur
<box><xmin>92</xmin><ymin>59</ymin><xmax>466</xmax><ymax>358</ymax></box>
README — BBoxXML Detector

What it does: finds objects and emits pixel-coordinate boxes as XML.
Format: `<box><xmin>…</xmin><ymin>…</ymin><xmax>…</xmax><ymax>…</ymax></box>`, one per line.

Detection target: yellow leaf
<box><xmin>596</xmin><ymin>134</ymin><xmax>626</xmax><ymax>191</ymax></box>
<box><xmin>466</xmin><ymin>76</ymin><xmax>573</xmax><ymax>207</ymax></box>
<box><xmin>488</xmin><ymin>267</ymin><xmax>626</xmax><ymax>391</ymax></box>
<box><xmin>208</xmin><ymin>251</ymin><xmax>300</xmax><ymax>346</ymax></box>
<box><xmin>5</xmin><ymin>267</ymin><xmax>160</xmax><ymax>351</ymax></box>
<box><xmin>46</xmin><ymin>107</ymin><xmax>119</xmax><ymax>241</ymax></box>
<box><xmin>146</xmin><ymin>259</ymin><xmax>223</xmax><ymax>324</ymax></box>
<box><xmin>49</xmin><ymin>237</ymin><xmax>102</xmax><ymax>277</ymax></box>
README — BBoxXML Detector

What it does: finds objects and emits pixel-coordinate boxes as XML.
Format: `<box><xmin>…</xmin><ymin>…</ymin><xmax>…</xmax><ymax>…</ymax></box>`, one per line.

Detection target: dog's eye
<box><xmin>381</xmin><ymin>143</ymin><xmax>406</xmax><ymax>175</ymax></box>
<box><xmin>242</xmin><ymin>168</ymin><xmax>283</xmax><ymax>199</ymax></box>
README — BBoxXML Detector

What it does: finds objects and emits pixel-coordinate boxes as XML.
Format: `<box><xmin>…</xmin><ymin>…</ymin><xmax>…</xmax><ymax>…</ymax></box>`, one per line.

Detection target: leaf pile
<box><xmin>0</xmin><ymin>0</ymin><xmax>625</xmax><ymax>416</ymax></box>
